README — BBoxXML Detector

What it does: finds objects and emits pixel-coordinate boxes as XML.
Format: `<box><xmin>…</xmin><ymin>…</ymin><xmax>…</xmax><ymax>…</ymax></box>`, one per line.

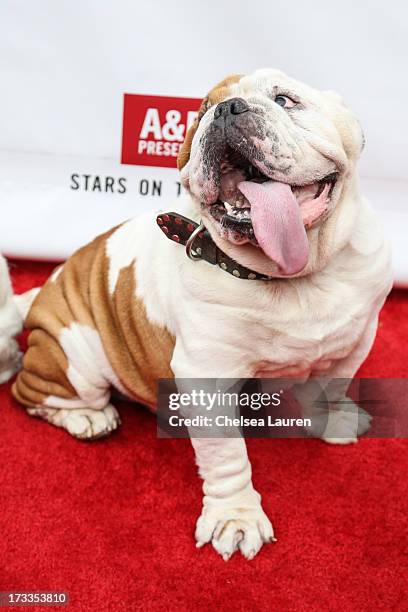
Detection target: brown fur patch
<box><xmin>177</xmin><ymin>74</ymin><xmax>244</xmax><ymax>170</ymax></box>
<box><xmin>90</xmin><ymin>249</ymin><xmax>175</xmax><ymax>409</ymax></box>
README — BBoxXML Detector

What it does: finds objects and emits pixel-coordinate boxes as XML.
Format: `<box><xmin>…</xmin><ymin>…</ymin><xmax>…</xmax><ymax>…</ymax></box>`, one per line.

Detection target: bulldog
<box><xmin>8</xmin><ymin>69</ymin><xmax>392</xmax><ymax>560</ymax></box>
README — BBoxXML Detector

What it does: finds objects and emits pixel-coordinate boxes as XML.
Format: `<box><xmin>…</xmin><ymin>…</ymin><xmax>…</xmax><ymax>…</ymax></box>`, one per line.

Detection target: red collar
<box><xmin>156</xmin><ymin>212</ymin><xmax>272</xmax><ymax>281</ymax></box>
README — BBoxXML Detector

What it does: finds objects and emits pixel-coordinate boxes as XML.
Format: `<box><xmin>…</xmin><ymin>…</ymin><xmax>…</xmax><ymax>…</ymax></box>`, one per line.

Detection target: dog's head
<box><xmin>178</xmin><ymin>69</ymin><xmax>364</xmax><ymax>277</ymax></box>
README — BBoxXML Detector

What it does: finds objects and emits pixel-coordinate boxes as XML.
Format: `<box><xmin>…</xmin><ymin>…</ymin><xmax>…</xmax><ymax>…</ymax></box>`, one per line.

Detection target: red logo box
<box><xmin>121</xmin><ymin>94</ymin><xmax>202</xmax><ymax>168</ymax></box>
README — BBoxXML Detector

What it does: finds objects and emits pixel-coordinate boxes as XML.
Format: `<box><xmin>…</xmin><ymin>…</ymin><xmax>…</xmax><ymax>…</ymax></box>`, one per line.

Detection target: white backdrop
<box><xmin>0</xmin><ymin>0</ymin><xmax>407</xmax><ymax>284</ymax></box>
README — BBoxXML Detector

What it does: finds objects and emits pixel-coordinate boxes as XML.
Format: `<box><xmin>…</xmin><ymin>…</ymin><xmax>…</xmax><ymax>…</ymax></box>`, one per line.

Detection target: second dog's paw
<box><xmin>195</xmin><ymin>500</ymin><xmax>275</xmax><ymax>560</ymax></box>
<box><xmin>322</xmin><ymin>404</ymin><xmax>372</xmax><ymax>445</ymax></box>
<box><xmin>0</xmin><ymin>341</ymin><xmax>22</xmax><ymax>384</ymax></box>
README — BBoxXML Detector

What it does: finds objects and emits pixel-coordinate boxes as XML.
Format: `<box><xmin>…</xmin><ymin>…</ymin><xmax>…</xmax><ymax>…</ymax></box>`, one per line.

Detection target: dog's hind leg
<box><xmin>294</xmin><ymin>318</ymin><xmax>378</xmax><ymax>444</ymax></box>
<box><xmin>11</xmin><ymin>244</ymin><xmax>127</xmax><ymax>440</ymax></box>
<box><xmin>12</xmin><ymin>324</ymin><xmax>122</xmax><ymax>440</ymax></box>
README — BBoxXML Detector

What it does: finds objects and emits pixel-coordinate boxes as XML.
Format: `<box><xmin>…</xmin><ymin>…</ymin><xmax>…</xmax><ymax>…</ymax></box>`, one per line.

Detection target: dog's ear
<box><xmin>177</xmin><ymin>74</ymin><xmax>244</xmax><ymax>170</ymax></box>
<box><xmin>324</xmin><ymin>90</ymin><xmax>365</xmax><ymax>160</ymax></box>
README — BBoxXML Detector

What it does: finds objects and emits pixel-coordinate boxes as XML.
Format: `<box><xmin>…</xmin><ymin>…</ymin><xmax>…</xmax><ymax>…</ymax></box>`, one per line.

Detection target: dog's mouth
<box><xmin>207</xmin><ymin>146</ymin><xmax>338</xmax><ymax>243</ymax></box>
<box><xmin>204</xmin><ymin>146</ymin><xmax>338</xmax><ymax>275</ymax></box>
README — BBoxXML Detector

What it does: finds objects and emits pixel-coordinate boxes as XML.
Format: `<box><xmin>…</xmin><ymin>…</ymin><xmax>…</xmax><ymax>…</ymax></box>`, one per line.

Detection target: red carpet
<box><xmin>1</xmin><ymin>260</ymin><xmax>407</xmax><ymax>611</ymax></box>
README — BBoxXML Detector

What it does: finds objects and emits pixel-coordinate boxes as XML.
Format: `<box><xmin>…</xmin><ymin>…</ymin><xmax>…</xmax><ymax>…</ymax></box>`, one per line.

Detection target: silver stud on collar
<box><xmin>232</xmin><ymin>269</ymin><xmax>240</xmax><ymax>277</ymax></box>
<box><xmin>220</xmin><ymin>262</ymin><xmax>227</xmax><ymax>270</ymax></box>
<box><xmin>248</xmin><ymin>273</ymin><xmax>256</xmax><ymax>279</ymax></box>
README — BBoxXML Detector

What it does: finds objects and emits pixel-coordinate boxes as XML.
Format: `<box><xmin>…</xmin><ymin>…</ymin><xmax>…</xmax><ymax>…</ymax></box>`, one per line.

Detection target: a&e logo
<box><xmin>121</xmin><ymin>94</ymin><xmax>202</xmax><ymax>168</ymax></box>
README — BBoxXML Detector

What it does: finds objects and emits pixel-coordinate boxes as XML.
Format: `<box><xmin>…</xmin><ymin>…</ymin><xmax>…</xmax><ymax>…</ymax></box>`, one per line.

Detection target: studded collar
<box><xmin>156</xmin><ymin>212</ymin><xmax>273</xmax><ymax>281</ymax></box>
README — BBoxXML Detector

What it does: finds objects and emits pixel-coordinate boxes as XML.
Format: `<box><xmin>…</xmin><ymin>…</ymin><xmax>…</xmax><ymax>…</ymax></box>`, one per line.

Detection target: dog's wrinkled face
<box><xmin>178</xmin><ymin>69</ymin><xmax>364</xmax><ymax>277</ymax></box>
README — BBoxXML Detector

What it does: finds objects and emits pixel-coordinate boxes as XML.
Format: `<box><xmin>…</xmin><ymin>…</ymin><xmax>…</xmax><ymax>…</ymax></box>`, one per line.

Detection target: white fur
<box><xmin>0</xmin><ymin>255</ymin><xmax>22</xmax><ymax>384</ymax></box>
<box><xmin>14</xmin><ymin>287</ymin><xmax>40</xmax><ymax>319</ymax></box>
<box><xmin>106</xmin><ymin>222</ymin><xmax>140</xmax><ymax>294</ymax></box>
<box><xmin>50</xmin><ymin>265</ymin><xmax>63</xmax><ymax>283</ymax></box>
<box><xmin>54</xmin><ymin>323</ymin><xmax>128</xmax><ymax>408</ymax></box>
<box><xmin>44</xmin><ymin>323</ymin><xmax>129</xmax><ymax>411</ymax></box>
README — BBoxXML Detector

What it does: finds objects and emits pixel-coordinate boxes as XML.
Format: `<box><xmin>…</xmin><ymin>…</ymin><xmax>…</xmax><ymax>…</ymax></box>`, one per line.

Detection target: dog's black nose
<box><xmin>214</xmin><ymin>97</ymin><xmax>249</xmax><ymax>119</ymax></box>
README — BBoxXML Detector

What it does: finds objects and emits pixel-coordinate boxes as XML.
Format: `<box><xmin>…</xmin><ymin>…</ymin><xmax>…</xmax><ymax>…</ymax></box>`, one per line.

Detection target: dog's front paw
<box><xmin>195</xmin><ymin>491</ymin><xmax>275</xmax><ymax>560</ymax></box>
<box><xmin>321</xmin><ymin>403</ymin><xmax>372</xmax><ymax>444</ymax></box>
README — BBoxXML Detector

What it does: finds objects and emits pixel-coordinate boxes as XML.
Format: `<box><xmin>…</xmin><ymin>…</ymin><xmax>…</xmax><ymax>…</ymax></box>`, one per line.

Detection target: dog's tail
<box><xmin>0</xmin><ymin>255</ymin><xmax>24</xmax><ymax>383</ymax></box>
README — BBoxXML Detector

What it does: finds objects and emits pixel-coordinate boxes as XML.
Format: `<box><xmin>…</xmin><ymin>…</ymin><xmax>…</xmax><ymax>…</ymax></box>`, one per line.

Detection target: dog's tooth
<box><xmin>224</xmin><ymin>202</ymin><xmax>234</xmax><ymax>215</ymax></box>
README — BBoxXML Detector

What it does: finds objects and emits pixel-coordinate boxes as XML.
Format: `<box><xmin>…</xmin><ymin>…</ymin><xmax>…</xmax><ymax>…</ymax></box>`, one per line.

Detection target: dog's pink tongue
<box><xmin>238</xmin><ymin>180</ymin><xmax>309</xmax><ymax>275</ymax></box>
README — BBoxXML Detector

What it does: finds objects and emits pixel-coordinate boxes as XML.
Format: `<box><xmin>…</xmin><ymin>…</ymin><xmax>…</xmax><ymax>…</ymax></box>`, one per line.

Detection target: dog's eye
<box><xmin>274</xmin><ymin>95</ymin><xmax>296</xmax><ymax>109</ymax></box>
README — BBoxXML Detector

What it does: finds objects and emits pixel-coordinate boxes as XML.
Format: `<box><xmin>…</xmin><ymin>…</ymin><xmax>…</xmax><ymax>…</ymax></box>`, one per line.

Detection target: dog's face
<box><xmin>178</xmin><ymin>69</ymin><xmax>364</xmax><ymax>277</ymax></box>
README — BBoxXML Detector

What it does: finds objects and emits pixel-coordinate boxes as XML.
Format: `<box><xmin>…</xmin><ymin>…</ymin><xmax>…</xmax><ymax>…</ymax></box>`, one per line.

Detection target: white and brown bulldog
<box><xmin>9</xmin><ymin>69</ymin><xmax>392</xmax><ymax>560</ymax></box>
